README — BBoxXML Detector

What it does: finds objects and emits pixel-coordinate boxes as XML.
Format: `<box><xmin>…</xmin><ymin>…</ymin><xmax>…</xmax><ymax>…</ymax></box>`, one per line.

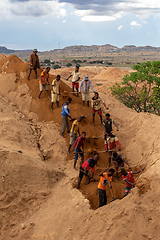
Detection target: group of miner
<box><xmin>28</xmin><ymin>49</ymin><xmax>145</xmax><ymax>208</ymax></box>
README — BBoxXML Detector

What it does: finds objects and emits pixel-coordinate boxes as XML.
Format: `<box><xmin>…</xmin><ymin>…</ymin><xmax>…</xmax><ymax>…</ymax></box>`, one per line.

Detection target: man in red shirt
<box><xmin>77</xmin><ymin>155</ymin><xmax>99</xmax><ymax>189</ymax></box>
<box><xmin>121</xmin><ymin>166</ymin><xmax>145</xmax><ymax>197</ymax></box>
<box><xmin>105</xmin><ymin>131</ymin><xmax>121</xmax><ymax>167</ymax></box>
<box><xmin>73</xmin><ymin>132</ymin><xmax>86</xmax><ymax>169</ymax></box>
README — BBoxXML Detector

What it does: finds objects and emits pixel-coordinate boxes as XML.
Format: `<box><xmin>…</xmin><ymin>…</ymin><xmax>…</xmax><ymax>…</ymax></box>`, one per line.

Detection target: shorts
<box><xmin>51</xmin><ymin>92</ymin><xmax>59</xmax><ymax>102</ymax></box>
<box><xmin>82</xmin><ymin>92</ymin><xmax>90</xmax><ymax>101</ymax></box>
<box><xmin>79</xmin><ymin>166</ymin><xmax>89</xmax><ymax>179</ymax></box>
<box><xmin>93</xmin><ymin>108</ymin><xmax>102</xmax><ymax>115</ymax></box>
<box><xmin>73</xmin><ymin>147</ymin><xmax>84</xmax><ymax>160</ymax></box>
<box><xmin>125</xmin><ymin>187</ymin><xmax>132</xmax><ymax>194</ymax></box>
<box><xmin>70</xmin><ymin>132</ymin><xmax>77</xmax><ymax>145</ymax></box>
<box><xmin>114</xmin><ymin>161</ymin><xmax>124</xmax><ymax>168</ymax></box>
<box><xmin>104</xmin><ymin>144</ymin><xmax>116</xmax><ymax>153</ymax></box>
<box><xmin>72</xmin><ymin>82</ymin><xmax>79</xmax><ymax>88</ymax></box>
<box><xmin>39</xmin><ymin>83</ymin><xmax>48</xmax><ymax>91</ymax></box>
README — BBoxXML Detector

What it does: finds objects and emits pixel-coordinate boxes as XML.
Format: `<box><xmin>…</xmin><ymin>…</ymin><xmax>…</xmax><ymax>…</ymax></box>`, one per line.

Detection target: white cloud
<box><xmin>62</xmin><ymin>19</ymin><xmax>66</xmax><ymax>23</ymax></box>
<box><xmin>0</xmin><ymin>0</ymin><xmax>66</xmax><ymax>19</ymax></box>
<box><xmin>2</xmin><ymin>0</ymin><xmax>160</xmax><ymax>23</ymax></box>
<box><xmin>130</xmin><ymin>20</ymin><xmax>141</xmax><ymax>27</ymax></box>
<box><xmin>59</xmin><ymin>0</ymin><xmax>160</xmax><ymax>22</ymax></box>
<box><xmin>118</xmin><ymin>25</ymin><xmax>123</xmax><ymax>31</ymax></box>
<box><xmin>26</xmin><ymin>20</ymin><xmax>35</xmax><ymax>23</ymax></box>
<box><xmin>44</xmin><ymin>21</ymin><xmax>48</xmax><ymax>24</ymax></box>
<box><xmin>81</xmin><ymin>14</ymin><xmax>122</xmax><ymax>22</ymax></box>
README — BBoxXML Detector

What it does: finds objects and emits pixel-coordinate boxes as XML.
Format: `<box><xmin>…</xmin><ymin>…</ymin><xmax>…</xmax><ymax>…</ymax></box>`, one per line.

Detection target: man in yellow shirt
<box><xmin>37</xmin><ymin>67</ymin><xmax>50</xmax><ymax>99</ymax></box>
<box><xmin>51</xmin><ymin>74</ymin><xmax>61</xmax><ymax>110</ymax></box>
<box><xmin>98</xmin><ymin>168</ymin><xmax>115</xmax><ymax>207</ymax></box>
<box><xmin>68</xmin><ymin>116</ymin><xmax>83</xmax><ymax>153</ymax></box>
<box><xmin>66</xmin><ymin>65</ymin><xmax>80</xmax><ymax>97</ymax></box>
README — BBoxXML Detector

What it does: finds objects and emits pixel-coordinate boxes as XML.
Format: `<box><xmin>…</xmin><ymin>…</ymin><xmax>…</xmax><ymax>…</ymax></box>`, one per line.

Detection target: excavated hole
<box><xmin>71</xmin><ymin>151</ymin><xmax>148</xmax><ymax>210</ymax></box>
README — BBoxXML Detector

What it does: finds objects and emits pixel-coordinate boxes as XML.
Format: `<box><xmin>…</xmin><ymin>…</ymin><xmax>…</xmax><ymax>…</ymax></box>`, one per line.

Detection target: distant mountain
<box><xmin>48</xmin><ymin>44</ymin><xmax>118</xmax><ymax>54</ymax></box>
<box><xmin>1</xmin><ymin>44</ymin><xmax>160</xmax><ymax>56</ymax></box>
<box><xmin>0</xmin><ymin>46</ymin><xmax>15</xmax><ymax>54</ymax></box>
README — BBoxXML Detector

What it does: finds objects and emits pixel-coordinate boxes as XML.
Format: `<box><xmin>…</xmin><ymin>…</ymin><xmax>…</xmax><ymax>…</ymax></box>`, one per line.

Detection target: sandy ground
<box><xmin>0</xmin><ymin>55</ymin><xmax>160</xmax><ymax>240</ymax></box>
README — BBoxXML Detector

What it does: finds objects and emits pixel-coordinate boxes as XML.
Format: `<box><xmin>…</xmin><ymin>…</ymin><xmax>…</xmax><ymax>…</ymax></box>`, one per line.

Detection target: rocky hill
<box><xmin>1</xmin><ymin>44</ymin><xmax>160</xmax><ymax>56</ymax></box>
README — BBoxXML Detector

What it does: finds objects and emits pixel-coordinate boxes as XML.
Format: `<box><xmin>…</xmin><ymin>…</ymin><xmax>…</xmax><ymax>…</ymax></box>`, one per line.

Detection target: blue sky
<box><xmin>1</xmin><ymin>0</ymin><xmax>160</xmax><ymax>51</ymax></box>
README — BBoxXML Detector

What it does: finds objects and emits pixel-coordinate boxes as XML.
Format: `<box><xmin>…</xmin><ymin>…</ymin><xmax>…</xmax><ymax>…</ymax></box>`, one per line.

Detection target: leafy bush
<box><xmin>110</xmin><ymin>61</ymin><xmax>160</xmax><ymax>115</ymax></box>
<box><xmin>44</xmin><ymin>59</ymin><xmax>50</xmax><ymax>63</ymax></box>
<box><xmin>66</xmin><ymin>63</ymin><xmax>72</xmax><ymax>67</ymax></box>
<box><xmin>53</xmin><ymin>64</ymin><xmax>61</xmax><ymax>69</ymax></box>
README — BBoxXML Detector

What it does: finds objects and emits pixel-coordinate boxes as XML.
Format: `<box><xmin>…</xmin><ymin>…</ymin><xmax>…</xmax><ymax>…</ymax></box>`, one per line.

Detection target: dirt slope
<box><xmin>0</xmin><ymin>56</ymin><xmax>160</xmax><ymax>240</ymax></box>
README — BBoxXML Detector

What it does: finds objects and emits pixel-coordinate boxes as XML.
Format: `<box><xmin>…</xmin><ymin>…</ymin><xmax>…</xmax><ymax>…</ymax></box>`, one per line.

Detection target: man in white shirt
<box><xmin>79</xmin><ymin>75</ymin><xmax>95</xmax><ymax>107</ymax></box>
<box><xmin>66</xmin><ymin>65</ymin><xmax>80</xmax><ymax>97</ymax></box>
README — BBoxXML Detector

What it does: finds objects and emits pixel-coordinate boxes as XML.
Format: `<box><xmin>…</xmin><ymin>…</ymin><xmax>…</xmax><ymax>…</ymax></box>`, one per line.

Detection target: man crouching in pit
<box><xmin>77</xmin><ymin>155</ymin><xmax>99</xmax><ymax>189</ymax></box>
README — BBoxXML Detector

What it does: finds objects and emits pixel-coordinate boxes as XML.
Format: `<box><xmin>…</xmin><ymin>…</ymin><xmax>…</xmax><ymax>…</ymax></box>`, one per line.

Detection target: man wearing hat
<box><xmin>79</xmin><ymin>75</ymin><xmax>95</xmax><ymax>107</ymax></box>
<box><xmin>28</xmin><ymin>49</ymin><xmax>40</xmax><ymax>80</ymax></box>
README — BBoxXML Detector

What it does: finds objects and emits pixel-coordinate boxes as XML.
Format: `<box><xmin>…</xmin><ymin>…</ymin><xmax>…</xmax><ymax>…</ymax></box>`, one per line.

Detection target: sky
<box><xmin>1</xmin><ymin>0</ymin><xmax>160</xmax><ymax>51</ymax></box>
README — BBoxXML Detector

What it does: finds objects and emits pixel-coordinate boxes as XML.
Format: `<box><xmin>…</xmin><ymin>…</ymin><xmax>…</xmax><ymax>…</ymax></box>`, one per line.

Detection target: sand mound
<box><xmin>93</xmin><ymin>67</ymin><xmax>129</xmax><ymax>82</ymax></box>
<box><xmin>0</xmin><ymin>54</ymin><xmax>6</xmax><ymax>61</ymax></box>
<box><xmin>0</xmin><ymin>55</ymin><xmax>160</xmax><ymax>239</ymax></box>
<box><xmin>50</xmin><ymin>66</ymin><xmax>104</xmax><ymax>80</ymax></box>
<box><xmin>0</xmin><ymin>55</ymin><xmax>29</xmax><ymax>77</ymax></box>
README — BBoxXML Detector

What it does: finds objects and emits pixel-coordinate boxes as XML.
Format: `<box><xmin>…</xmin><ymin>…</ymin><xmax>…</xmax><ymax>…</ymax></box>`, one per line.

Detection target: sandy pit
<box><xmin>0</xmin><ymin>55</ymin><xmax>160</xmax><ymax>240</ymax></box>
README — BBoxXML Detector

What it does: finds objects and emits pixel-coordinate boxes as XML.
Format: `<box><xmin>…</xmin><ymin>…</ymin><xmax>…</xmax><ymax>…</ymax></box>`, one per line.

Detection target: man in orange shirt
<box><xmin>98</xmin><ymin>168</ymin><xmax>115</xmax><ymax>207</ymax></box>
<box><xmin>38</xmin><ymin>67</ymin><xmax>50</xmax><ymax>99</ymax></box>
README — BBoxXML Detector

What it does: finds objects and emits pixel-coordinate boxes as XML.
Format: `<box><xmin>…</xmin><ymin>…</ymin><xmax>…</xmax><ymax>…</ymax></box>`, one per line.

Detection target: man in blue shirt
<box><xmin>61</xmin><ymin>97</ymin><xmax>72</xmax><ymax>138</ymax></box>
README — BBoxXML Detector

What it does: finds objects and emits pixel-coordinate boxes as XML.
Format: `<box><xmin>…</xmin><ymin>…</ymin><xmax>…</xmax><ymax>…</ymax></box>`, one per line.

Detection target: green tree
<box><xmin>53</xmin><ymin>64</ymin><xmax>61</xmax><ymax>69</ymax></box>
<box><xmin>110</xmin><ymin>61</ymin><xmax>160</xmax><ymax>115</ymax></box>
<box><xmin>66</xmin><ymin>62</ymin><xmax>72</xmax><ymax>67</ymax></box>
<box><xmin>44</xmin><ymin>59</ymin><xmax>50</xmax><ymax>63</ymax></box>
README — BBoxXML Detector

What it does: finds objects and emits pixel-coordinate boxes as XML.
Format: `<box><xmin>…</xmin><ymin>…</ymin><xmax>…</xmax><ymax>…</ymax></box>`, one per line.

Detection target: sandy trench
<box><xmin>0</xmin><ymin>54</ymin><xmax>160</xmax><ymax>240</ymax></box>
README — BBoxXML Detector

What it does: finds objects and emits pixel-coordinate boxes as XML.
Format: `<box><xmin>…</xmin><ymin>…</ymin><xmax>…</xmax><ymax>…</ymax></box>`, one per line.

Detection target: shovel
<box><xmin>93</xmin><ymin>134</ymin><xmax>104</xmax><ymax>139</ymax></box>
<box><xmin>109</xmin><ymin>187</ymin><xmax>117</xmax><ymax>202</ymax></box>
<box><xmin>135</xmin><ymin>163</ymin><xmax>147</xmax><ymax>185</ymax></box>
<box><xmin>81</xmin><ymin>113</ymin><xmax>93</xmax><ymax>119</ymax></box>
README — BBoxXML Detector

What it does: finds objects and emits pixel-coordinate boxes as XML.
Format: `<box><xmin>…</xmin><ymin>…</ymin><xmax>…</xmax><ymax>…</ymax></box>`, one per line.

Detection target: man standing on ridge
<box><xmin>79</xmin><ymin>75</ymin><xmax>95</xmax><ymax>107</ymax></box>
<box><xmin>61</xmin><ymin>97</ymin><xmax>72</xmax><ymax>138</ymax></box>
<box><xmin>66</xmin><ymin>65</ymin><xmax>80</xmax><ymax>97</ymax></box>
<box><xmin>28</xmin><ymin>49</ymin><xmax>40</xmax><ymax>80</ymax></box>
<box><xmin>51</xmin><ymin>74</ymin><xmax>61</xmax><ymax>110</ymax></box>
<box><xmin>37</xmin><ymin>67</ymin><xmax>50</xmax><ymax>100</ymax></box>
